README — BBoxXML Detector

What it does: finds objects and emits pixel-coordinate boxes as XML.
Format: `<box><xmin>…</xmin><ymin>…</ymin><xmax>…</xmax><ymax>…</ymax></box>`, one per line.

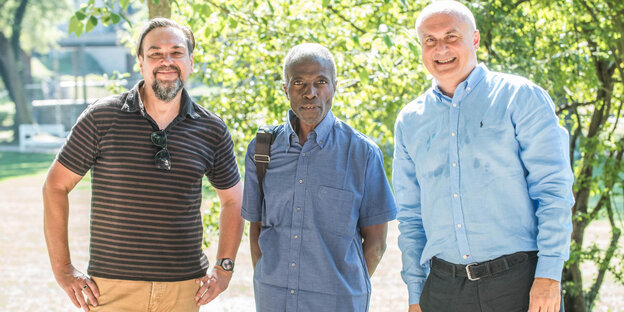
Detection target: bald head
<box><xmin>416</xmin><ymin>1</ymin><xmax>477</xmax><ymax>41</ymax></box>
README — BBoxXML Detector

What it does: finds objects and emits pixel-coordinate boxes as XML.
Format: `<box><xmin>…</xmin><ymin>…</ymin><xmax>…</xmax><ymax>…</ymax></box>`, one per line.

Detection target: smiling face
<box><xmin>283</xmin><ymin>57</ymin><xmax>336</xmax><ymax>129</ymax></box>
<box><xmin>138</xmin><ymin>27</ymin><xmax>193</xmax><ymax>102</ymax></box>
<box><xmin>418</xmin><ymin>13</ymin><xmax>479</xmax><ymax>96</ymax></box>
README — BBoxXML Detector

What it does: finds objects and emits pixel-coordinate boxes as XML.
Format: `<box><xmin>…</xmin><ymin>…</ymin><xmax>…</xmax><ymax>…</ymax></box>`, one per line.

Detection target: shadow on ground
<box><xmin>0</xmin><ymin>151</ymin><xmax>56</xmax><ymax>181</ymax></box>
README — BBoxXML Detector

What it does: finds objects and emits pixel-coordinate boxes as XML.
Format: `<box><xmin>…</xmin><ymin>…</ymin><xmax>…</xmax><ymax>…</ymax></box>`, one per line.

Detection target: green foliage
<box><xmin>68</xmin><ymin>0</ymin><xmax>133</xmax><ymax>36</ymax></box>
<box><xmin>0</xmin><ymin>0</ymin><xmax>72</xmax><ymax>54</ymax></box>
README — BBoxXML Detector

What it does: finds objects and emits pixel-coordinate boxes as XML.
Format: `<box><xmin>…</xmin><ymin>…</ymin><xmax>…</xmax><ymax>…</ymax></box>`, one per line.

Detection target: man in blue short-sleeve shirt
<box><xmin>393</xmin><ymin>2</ymin><xmax>574</xmax><ymax>312</ymax></box>
<box><xmin>242</xmin><ymin>43</ymin><xmax>397</xmax><ymax>312</ymax></box>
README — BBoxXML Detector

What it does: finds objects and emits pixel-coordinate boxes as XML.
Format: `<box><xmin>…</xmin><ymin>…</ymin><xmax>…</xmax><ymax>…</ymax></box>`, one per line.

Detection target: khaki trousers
<box><xmin>88</xmin><ymin>277</ymin><xmax>201</xmax><ymax>312</ymax></box>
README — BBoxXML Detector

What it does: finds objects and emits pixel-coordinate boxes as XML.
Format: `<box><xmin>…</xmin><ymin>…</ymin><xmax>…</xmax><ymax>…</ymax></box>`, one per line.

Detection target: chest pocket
<box><xmin>315</xmin><ymin>186</ymin><xmax>356</xmax><ymax>237</ymax></box>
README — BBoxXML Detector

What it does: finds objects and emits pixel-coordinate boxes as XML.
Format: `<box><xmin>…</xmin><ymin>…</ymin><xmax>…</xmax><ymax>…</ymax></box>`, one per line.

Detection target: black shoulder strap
<box><xmin>254</xmin><ymin>125</ymin><xmax>280</xmax><ymax>199</ymax></box>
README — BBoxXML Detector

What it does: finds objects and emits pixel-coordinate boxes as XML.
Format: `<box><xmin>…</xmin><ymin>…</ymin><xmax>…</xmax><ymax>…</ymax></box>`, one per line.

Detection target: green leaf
<box><xmin>322</xmin><ymin>0</ymin><xmax>330</xmax><ymax>7</ymax></box>
<box><xmin>110</xmin><ymin>13</ymin><xmax>121</xmax><ymax>24</ymax></box>
<box><xmin>86</xmin><ymin>16</ymin><xmax>98</xmax><ymax>33</ymax></box>
<box><xmin>68</xmin><ymin>15</ymin><xmax>79</xmax><ymax>34</ymax></box>
<box><xmin>228</xmin><ymin>17</ymin><xmax>238</xmax><ymax>29</ymax></box>
<box><xmin>408</xmin><ymin>42</ymin><xmax>419</xmax><ymax>57</ymax></box>
<box><xmin>266</xmin><ymin>0</ymin><xmax>274</xmax><ymax>13</ymax></box>
<box><xmin>75</xmin><ymin>10</ymin><xmax>87</xmax><ymax>21</ymax></box>
<box><xmin>358</xmin><ymin>69</ymin><xmax>369</xmax><ymax>85</ymax></box>
<box><xmin>383</xmin><ymin>34</ymin><xmax>393</xmax><ymax>48</ymax></box>
<box><xmin>120</xmin><ymin>0</ymin><xmax>130</xmax><ymax>10</ymax></box>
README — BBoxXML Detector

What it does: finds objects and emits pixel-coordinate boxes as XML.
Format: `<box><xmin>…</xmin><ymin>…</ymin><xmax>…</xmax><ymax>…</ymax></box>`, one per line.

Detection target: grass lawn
<box><xmin>0</xmin><ymin>151</ymin><xmax>56</xmax><ymax>181</ymax></box>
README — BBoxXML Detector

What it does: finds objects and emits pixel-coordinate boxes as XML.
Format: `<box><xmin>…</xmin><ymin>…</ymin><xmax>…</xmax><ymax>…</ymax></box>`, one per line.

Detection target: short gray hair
<box><xmin>283</xmin><ymin>43</ymin><xmax>337</xmax><ymax>85</ymax></box>
<box><xmin>415</xmin><ymin>1</ymin><xmax>477</xmax><ymax>41</ymax></box>
<box><xmin>136</xmin><ymin>17</ymin><xmax>195</xmax><ymax>58</ymax></box>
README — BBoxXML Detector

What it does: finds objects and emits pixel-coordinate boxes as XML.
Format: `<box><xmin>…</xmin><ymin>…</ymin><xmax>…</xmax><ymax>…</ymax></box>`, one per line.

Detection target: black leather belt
<box><xmin>431</xmin><ymin>251</ymin><xmax>538</xmax><ymax>281</ymax></box>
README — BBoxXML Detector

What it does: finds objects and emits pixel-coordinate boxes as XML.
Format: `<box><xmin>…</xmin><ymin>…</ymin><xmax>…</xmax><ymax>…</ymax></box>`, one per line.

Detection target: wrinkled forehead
<box><xmin>287</xmin><ymin>57</ymin><xmax>334</xmax><ymax>78</ymax></box>
<box><xmin>417</xmin><ymin>12</ymin><xmax>474</xmax><ymax>39</ymax></box>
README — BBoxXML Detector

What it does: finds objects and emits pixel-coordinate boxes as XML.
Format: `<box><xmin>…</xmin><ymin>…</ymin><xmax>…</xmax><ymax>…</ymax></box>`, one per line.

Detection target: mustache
<box><xmin>153</xmin><ymin>65</ymin><xmax>181</xmax><ymax>76</ymax></box>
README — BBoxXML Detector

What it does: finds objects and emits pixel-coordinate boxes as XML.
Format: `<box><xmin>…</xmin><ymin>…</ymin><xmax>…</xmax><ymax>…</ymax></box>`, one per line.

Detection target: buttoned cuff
<box><xmin>535</xmin><ymin>256</ymin><xmax>564</xmax><ymax>282</ymax></box>
<box><xmin>407</xmin><ymin>281</ymin><xmax>425</xmax><ymax>305</ymax></box>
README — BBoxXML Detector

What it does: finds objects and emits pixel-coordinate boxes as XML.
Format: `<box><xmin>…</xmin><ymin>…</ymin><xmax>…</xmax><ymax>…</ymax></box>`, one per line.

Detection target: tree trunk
<box><xmin>0</xmin><ymin>33</ymin><xmax>33</xmax><ymax>142</ymax></box>
<box><xmin>147</xmin><ymin>0</ymin><xmax>171</xmax><ymax>19</ymax></box>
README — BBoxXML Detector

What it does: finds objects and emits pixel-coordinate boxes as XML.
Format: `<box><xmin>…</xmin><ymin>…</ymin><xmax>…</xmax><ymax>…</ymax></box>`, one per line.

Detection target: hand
<box><xmin>409</xmin><ymin>304</ymin><xmax>422</xmax><ymax>312</ymax></box>
<box><xmin>529</xmin><ymin>277</ymin><xmax>561</xmax><ymax>312</ymax></box>
<box><xmin>52</xmin><ymin>263</ymin><xmax>99</xmax><ymax>312</ymax></box>
<box><xmin>194</xmin><ymin>267</ymin><xmax>233</xmax><ymax>306</ymax></box>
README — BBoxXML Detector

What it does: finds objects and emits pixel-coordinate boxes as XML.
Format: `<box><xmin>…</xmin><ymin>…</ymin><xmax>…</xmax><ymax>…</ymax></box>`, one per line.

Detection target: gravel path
<box><xmin>0</xmin><ymin>174</ymin><xmax>621</xmax><ymax>311</ymax></box>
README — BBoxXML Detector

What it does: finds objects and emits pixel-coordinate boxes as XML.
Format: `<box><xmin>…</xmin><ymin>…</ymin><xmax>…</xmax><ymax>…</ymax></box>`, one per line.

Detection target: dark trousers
<box><xmin>420</xmin><ymin>253</ymin><xmax>564</xmax><ymax>312</ymax></box>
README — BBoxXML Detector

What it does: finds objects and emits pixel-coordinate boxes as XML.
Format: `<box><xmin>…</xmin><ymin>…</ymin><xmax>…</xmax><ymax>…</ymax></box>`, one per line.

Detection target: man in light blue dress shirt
<box><xmin>242</xmin><ymin>43</ymin><xmax>397</xmax><ymax>312</ymax></box>
<box><xmin>393</xmin><ymin>2</ymin><xmax>574</xmax><ymax>312</ymax></box>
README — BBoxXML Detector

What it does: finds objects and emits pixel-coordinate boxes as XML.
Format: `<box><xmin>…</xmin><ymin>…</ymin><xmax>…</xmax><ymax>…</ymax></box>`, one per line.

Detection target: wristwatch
<box><xmin>216</xmin><ymin>258</ymin><xmax>234</xmax><ymax>271</ymax></box>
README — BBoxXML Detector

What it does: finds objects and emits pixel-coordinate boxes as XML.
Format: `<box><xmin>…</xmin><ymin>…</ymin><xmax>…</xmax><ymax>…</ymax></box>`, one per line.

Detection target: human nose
<box><xmin>435</xmin><ymin>41</ymin><xmax>448</xmax><ymax>53</ymax></box>
<box><xmin>303</xmin><ymin>84</ymin><xmax>317</xmax><ymax>99</ymax></box>
<box><xmin>160</xmin><ymin>53</ymin><xmax>175</xmax><ymax>65</ymax></box>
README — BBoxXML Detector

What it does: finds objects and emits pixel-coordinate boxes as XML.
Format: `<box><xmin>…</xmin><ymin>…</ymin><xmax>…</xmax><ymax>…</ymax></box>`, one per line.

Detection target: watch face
<box><xmin>220</xmin><ymin>258</ymin><xmax>234</xmax><ymax>271</ymax></box>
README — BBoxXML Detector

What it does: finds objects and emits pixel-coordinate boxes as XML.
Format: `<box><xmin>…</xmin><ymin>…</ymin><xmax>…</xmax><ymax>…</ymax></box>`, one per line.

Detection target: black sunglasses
<box><xmin>151</xmin><ymin>130</ymin><xmax>171</xmax><ymax>170</ymax></box>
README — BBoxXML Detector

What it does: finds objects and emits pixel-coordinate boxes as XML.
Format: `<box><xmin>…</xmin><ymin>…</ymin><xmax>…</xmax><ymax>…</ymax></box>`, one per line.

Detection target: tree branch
<box><xmin>11</xmin><ymin>0</ymin><xmax>29</xmax><ymax>59</ymax></box>
<box><xmin>555</xmin><ymin>100</ymin><xmax>597</xmax><ymax>114</ymax></box>
<box><xmin>587</xmin><ymin>198</ymin><xmax>622</xmax><ymax>309</ymax></box>
<box><xmin>328</xmin><ymin>5</ymin><xmax>366</xmax><ymax>35</ymax></box>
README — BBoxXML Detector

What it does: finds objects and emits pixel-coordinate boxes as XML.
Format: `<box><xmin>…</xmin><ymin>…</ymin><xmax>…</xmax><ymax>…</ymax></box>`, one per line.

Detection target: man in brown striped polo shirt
<box><xmin>42</xmin><ymin>18</ymin><xmax>243</xmax><ymax>312</ymax></box>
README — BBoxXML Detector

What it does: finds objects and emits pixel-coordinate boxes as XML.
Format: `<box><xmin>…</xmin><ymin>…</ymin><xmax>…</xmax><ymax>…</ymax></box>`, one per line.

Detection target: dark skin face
<box><xmin>283</xmin><ymin>57</ymin><xmax>336</xmax><ymax>139</ymax></box>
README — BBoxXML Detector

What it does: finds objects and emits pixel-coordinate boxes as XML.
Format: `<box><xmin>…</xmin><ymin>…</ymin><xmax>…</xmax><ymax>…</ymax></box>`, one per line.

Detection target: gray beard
<box><xmin>152</xmin><ymin>78</ymin><xmax>183</xmax><ymax>102</ymax></box>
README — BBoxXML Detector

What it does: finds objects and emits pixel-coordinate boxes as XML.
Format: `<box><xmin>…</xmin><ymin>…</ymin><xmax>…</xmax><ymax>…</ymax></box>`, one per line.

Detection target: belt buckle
<box><xmin>465</xmin><ymin>263</ymin><xmax>480</xmax><ymax>281</ymax></box>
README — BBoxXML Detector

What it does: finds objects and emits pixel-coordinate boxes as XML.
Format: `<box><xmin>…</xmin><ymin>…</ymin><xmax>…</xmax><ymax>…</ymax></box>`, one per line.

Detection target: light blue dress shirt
<box><xmin>243</xmin><ymin>110</ymin><xmax>397</xmax><ymax>312</ymax></box>
<box><xmin>393</xmin><ymin>64</ymin><xmax>575</xmax><ymax>304</ymax></box>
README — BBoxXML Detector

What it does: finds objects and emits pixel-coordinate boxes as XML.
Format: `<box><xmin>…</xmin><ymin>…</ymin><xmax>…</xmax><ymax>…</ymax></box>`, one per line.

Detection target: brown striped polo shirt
<box><xmin>57</xmin><ymin>81</ymin><xmax>240</xmax><ymax>281</ymax></box>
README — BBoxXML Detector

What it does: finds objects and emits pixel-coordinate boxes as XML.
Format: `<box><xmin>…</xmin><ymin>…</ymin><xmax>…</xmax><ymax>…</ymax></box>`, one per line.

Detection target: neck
<box><xmin>141</xmin><ymin>84</ymin><xmax>182</xmax><ymax>130</ymax></box>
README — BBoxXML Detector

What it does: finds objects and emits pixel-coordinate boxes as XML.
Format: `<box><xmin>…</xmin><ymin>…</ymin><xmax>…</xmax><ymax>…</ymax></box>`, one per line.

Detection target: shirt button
<box><xmin>452</xmin><ymin>162</ymin><xmax>457</xmax><ymax>167</ymax></box>
<box><xmin>291</xmin><ymin>262</ymin><xmax>296</xmax><ymax>267</ymax></box>
<box><xmin>298</xmin><ymin>179</ymin><xmax>303</xmax><ymax>184</ymax></box>
<box><xmin>290</xmin><ymin>290</ymin><xmax>295</xmax><ymax>294</ymax></box>
<box><xmin>294</xmin><ymin>235</ymin><xmax>299</xmax><ymax>239</ymax></box>
<box><xmin>467</xmin><ymin>87</ymin><xmax>471</xmax><ymax>91</ymax></box>
<box><xmin>457</xmin><ymin>224</ymin><xmax>462</xmax><ymax>228</ymax></box>
<box><xmin>296</xmin><ymin>207</ymin><xmax>301</xmax><ymax>212</ymax></box>
<box><xmin>452</xmin><ymin>103</ymin><xmax>457</xmax><ymax>107</ymax></box>
<box><xmin>453</xmin><ymin>193</ymin><xmax>458</xmax><ymax>198</ymax></box>
<box><xmin>319</xmin><ymin>140</ymin><xmax>322</xmax><ymax>144</ymax></box>
<box><xmin>302</xmin><ymin>152</ymin><xmax>306</xmax><ymax>156</ymax></box>
<box><xmin>463</xmin><ymin>255</ymin><xmax>470</xmax><ymax>259</ymax></box>
<box><xmin>451</xmin><ymin>132</ymin><xmax>456</xmax><ymax>137</ymax></box>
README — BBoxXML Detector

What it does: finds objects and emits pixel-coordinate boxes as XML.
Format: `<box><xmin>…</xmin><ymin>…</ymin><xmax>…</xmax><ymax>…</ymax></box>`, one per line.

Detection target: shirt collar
<box><xmin>431</xmin><ymin>63</ymin><xmax>488</xmax><ymax>101</ymax></box>
<box><xmin>120</xmin><ymin>80</ymin><xmax>200</xmax><ymax>120</ymax></box>
<box><xmin>283</xmin><ymin>110</ymin><xmax>335</xmax><ymax>149</ymax></box>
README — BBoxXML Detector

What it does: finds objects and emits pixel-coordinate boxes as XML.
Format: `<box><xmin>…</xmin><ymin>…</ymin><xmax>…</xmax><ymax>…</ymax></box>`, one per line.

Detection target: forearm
<box><xmin>215</xmin><ymin>202</ymin><xmax>244</xmax><ymax>261</ymax></box>
<box><xmin>362</xmin><ymin>237</ymin><xmax>386</xmax><ymax>277</ymax></box>
<box><xmin>361</xmin><ymin>222</ymin><xmax>388</xmax><ymax>277</ymax></box>
<box><xmin>43</xmin><ymin>181</ymin><xmax>72</xmax><ymax>275</ymax></box>
<box><xmin>249</xmin><ymin>221</ymin><xmax>262</xmax><ymax>269</ymax></box>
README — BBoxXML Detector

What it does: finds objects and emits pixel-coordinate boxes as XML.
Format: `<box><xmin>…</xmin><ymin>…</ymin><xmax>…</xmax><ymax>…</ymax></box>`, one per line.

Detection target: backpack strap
<box><xmin>254</xmin><ymin>125</ymin><xmax>280</xmax><ymax>199</ymax></box>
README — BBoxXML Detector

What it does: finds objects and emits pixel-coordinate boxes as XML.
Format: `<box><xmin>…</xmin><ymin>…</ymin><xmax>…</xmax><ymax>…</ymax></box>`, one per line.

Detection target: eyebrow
<box><xmin>147</xmin><ymin>44</ymin><xmax>185</xmax><ymax>51</ymax></box>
